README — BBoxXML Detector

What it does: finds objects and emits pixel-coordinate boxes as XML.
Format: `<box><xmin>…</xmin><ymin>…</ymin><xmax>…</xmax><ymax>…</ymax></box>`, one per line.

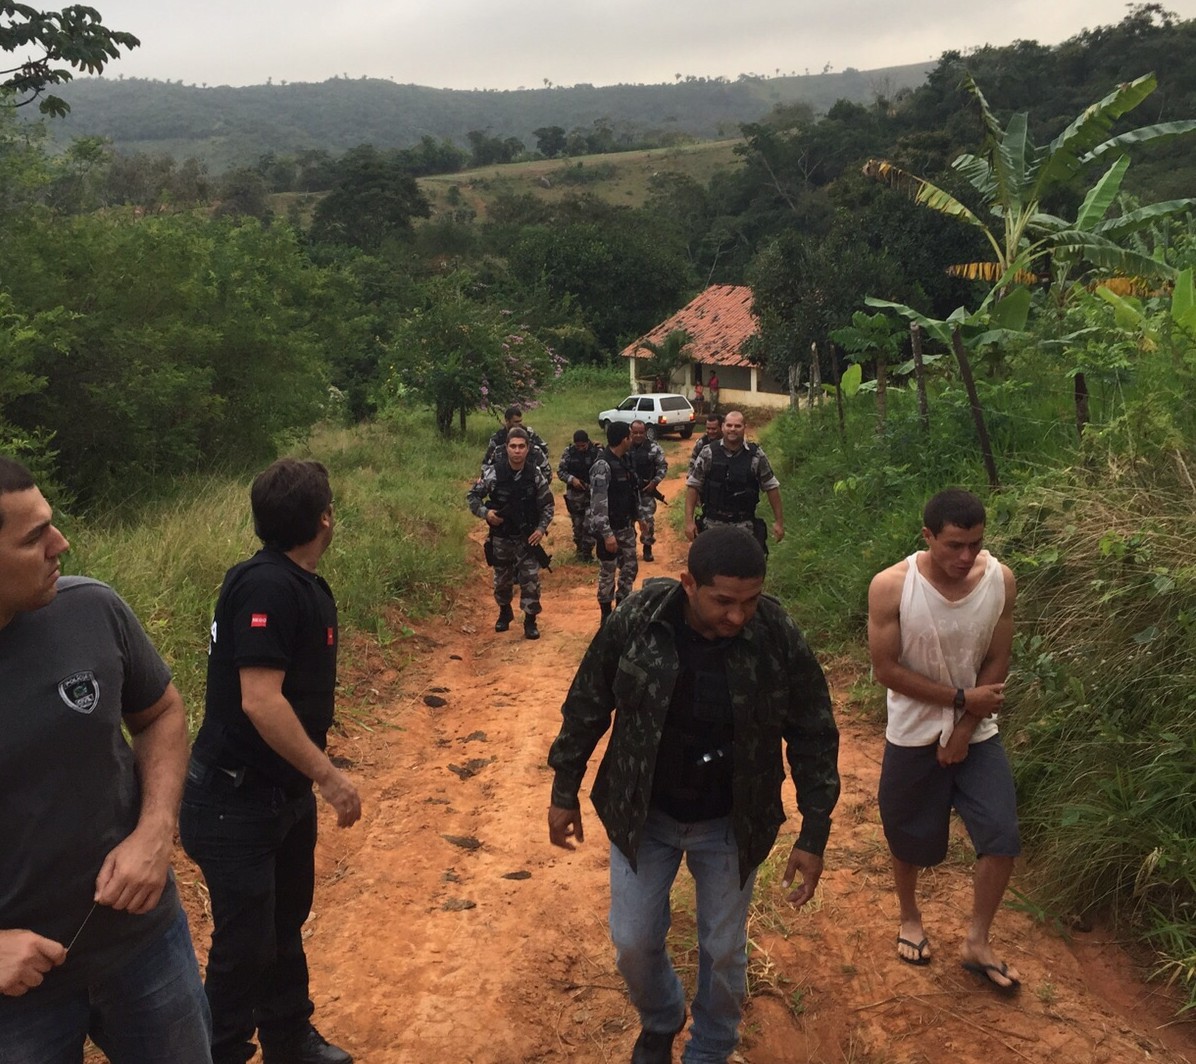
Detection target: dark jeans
<box><xmin>179</xmin><ymin>759</ymin><xmax>317</xmax><ymax>1064</ymax></box>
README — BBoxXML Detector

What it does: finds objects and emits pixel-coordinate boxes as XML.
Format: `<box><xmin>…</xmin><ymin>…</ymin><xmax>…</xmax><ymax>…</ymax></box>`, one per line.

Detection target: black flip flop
<box><xmin>961</xmin><ymin>959</ymin><xmax>1021</xmax><ymax>993</ymax></box>
<box><xmin>897</xmin><ymin>935</ymin><xmax>931</xmax><ymax>966</ymax></box>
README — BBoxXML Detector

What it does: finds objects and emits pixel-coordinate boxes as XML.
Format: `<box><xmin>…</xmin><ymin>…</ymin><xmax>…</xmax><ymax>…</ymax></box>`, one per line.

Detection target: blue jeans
<box><xmin>0</xmin><ymin>907</ymin><xmax>212</xmax><ymax>1064</ymax></box>
<box><xmin>609</xmin><ymin>810</ymin><xmax>756</xmax><ymax>1064</ymax></box>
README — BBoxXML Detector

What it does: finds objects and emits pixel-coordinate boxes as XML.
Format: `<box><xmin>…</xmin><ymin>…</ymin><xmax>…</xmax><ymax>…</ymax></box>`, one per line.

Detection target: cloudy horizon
<box><xmin>77</xmin><ymin>1</ymin><xmax>1196</xmax><ymax>92</ymax></box>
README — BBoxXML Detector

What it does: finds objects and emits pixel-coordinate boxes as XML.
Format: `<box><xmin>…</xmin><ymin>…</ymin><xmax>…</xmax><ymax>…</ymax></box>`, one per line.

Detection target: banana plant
<box><xmin>863</xmin><ymin>73</ymin><xmax>1196</xmax><ymax>289</ymax></box>
<box><xmin>829</xmin><ymin>311</ymin><xmax>906</xmax><ymax>431</ymax></box>
<box><xmin>864</xmin><ymin>72</ymin><xmax>1196</xmax><ymax>439</ymax></box>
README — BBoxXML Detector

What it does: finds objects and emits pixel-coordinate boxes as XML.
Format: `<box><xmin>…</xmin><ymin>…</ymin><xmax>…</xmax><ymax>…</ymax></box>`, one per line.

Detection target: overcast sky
<box><xmin>86</xmin><ymin>1</ymin><xmax>1196</xmax><ymax>91</ymax></box>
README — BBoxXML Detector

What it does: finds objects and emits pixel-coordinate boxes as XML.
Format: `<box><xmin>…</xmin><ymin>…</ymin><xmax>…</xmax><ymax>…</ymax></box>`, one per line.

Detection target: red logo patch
<box><xmin>250</xmin><ymin>613</ymin><xmax>268</xmax><ymax>628</ymax></box>
<box><xmin>327</xmin><ymin>627</ymin><xmax>335</xmax><ymax>646</ymax></box>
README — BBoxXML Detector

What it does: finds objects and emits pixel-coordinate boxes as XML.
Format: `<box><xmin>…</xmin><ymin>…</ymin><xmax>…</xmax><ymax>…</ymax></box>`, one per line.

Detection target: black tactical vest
<box><xmin>487</xmin><ymin>458</ymin><xmax>540</xmax><ymax>537</ymax></box>
<box><xmin>601</xmin><ymin>447</ymin><xmax>639</xmax><ymax>529</ymax></box>
<box><xmin>629</xmin><ymin>442</ymin><xmax>657</xmax><ymax>487</ymax></box>
<box><xmin>702</xmin><ymin>443</ymin><xmax>760</xmax><ymax>520</ymax></box>
<box><xmin>562</xmin><ymin>445</ymin><xmax>596</xmax><ymax>484</ymax></box>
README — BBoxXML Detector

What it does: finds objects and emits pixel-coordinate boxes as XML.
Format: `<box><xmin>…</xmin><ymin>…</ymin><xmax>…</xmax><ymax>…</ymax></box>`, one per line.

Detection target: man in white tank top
<box><xmin>867</xmin><ymin>489</ymin><xmax>1021</xmax><ymax>992</ymax></box>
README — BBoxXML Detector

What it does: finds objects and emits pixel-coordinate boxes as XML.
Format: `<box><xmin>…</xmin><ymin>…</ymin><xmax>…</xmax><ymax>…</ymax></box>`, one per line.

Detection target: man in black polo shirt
<box><xmin>181</xmin><ymin>459</ymin><xmax>360</xmax><ymax>1064</ymax></box>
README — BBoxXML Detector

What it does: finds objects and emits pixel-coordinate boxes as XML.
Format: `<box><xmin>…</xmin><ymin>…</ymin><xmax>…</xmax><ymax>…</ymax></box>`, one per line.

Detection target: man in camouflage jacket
<box><xmin>557</xmin><ymin>429</ymin><xmax>598</xmax><ymax>561</ymax></box>
<box><xmin>588</xmin><ymin>422</ymin><xmax>639</xmax><ymax>624</ymax></box>
<box><xmin>468</xmin><ymin>428</ymin><xmax>554</xmax><ymax>639</ymax></box>
<box><xmin>547</xmin><ymin>525</ymin><xmax>839</xmax><ymax>1064</ymax></box>
<box><xmin>628</xmin><ymin>420</ymin><xmax>668</xmax><ymax>563</ymax></box>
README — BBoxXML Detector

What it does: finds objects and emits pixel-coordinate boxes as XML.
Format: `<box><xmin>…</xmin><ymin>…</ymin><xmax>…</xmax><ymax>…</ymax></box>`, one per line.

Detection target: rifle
<box><xmin>529</xmin><ymin>542</ymin><xmax>553</xmax><ymax>573</ymax></box>
<box><xmin>646</xmin><ymin>487</ymin><xmax>669</xmax><ymax>506</ymax></box>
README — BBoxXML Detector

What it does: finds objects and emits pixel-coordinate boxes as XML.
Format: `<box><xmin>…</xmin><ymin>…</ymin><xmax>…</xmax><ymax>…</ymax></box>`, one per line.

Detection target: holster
<box><xmin>483</xmin><ymin>538</ymin><xmax>496</xmax><ymax>567</ymax></box>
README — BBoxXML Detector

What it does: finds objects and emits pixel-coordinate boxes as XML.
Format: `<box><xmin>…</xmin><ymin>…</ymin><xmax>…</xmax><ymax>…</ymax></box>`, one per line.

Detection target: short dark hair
<box><xmin>0</xmin><ymin>458</ymin><xmax>36</xmax><ymax>531</ymax></box>
<box><xmin>507</xmin><ymin>426</ymin><xmax>529</xmax><ymax>443</ymax></box>
<box><xmin>606</xmin><ymin>422</ymin><xmax>631</xmax><ymax>447</ymax></box>
<box><xmin>706</xmin><ymin>413</ymin><xmax>723</xmax><ymax>426</ymax></box>
<box><xmin>504</xmin><ymin>405</ymin><xmax>522</xmax><ymax>421</ymax></box>
<box><xmin>923</xmin><ymin>488</ymin><xmax>986</xmax><ymax>534</ymax></box>
<box><xmin>688</xmin><ymin>525</ymin><xmax>766</xmax><ymax>586</ymax></box>
<box><xmin>251</xmin><ymin>459</ymin><xmax>332</xmax><ymax>551</ymax></box>
<box><xmin>572</xmin><ymin>429</ymin><xmax>590</xmax><ymax>444</ymax></box>
<box><xmin>630</xmin><ymin>419</ymin><xmax>647</xmax><ymax>430</ymax></box>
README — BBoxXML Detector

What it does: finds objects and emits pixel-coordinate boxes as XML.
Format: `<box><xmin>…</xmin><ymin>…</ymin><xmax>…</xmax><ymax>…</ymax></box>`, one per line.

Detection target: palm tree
<box><xmin>636</xmin><ymin>329</ymin><xmax>692</xmax><ymax>390</ymax></box>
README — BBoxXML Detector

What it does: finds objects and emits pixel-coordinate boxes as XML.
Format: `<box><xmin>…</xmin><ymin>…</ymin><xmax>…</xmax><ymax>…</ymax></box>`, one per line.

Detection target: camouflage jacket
<box><xmin>547</xmin><ymin>578</ymin><xmax>840</xmax><ymax>884</ymax></box>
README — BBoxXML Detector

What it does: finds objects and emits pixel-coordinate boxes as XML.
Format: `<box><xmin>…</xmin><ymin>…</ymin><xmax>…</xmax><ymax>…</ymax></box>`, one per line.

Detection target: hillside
<box><xmin>38</xmin><ymin>64</ymin><xmax>931</xmax><ymax>172</ymax></box>
<box><xmin>415</xmin><ymin>140</ymin><xmax>743</xmax><ymax>218</ymax></box>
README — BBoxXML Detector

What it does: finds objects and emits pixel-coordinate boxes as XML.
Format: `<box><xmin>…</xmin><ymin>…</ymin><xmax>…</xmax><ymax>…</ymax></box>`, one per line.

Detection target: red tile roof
<box><xmin>619</xmin><ymin>285</ymin><xmax>757</xmax><ymax>368</ymax></box>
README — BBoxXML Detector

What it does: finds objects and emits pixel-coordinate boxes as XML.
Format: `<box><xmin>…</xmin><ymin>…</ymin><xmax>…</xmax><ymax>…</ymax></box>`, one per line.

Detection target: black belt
<box><xmin>187</xmin><ymin>755</ymin><xmax>310</xmax><ymax>800</ymax></box>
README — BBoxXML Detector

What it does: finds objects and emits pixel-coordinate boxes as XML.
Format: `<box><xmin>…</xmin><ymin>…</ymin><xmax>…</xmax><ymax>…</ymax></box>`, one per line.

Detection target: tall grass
<box><xmin>68</xmin><ymin>414</ymin><xmax>480</xmax><ymax>730</ymax></box>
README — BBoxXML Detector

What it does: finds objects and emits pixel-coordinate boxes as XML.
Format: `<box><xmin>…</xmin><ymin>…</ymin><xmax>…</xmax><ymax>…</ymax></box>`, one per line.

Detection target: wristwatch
<box><xmin>953</xmin><ymin>688</ymin><xmax>966</xmax><ymax>711</ymax></box>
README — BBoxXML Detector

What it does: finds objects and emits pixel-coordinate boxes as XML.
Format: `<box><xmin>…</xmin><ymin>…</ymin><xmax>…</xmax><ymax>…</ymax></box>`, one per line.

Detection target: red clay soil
<box><xmin>99</xmin><ymin>436</ymin><xmax>1196</xmax><ymax>1063</ymax></box>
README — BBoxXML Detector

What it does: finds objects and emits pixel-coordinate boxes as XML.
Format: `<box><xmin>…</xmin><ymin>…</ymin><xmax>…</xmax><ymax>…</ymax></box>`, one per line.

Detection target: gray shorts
<box><xmin>878</xmin><ymin>734</ymin><xmax>1020</xmax><ymax>866</ymax></box>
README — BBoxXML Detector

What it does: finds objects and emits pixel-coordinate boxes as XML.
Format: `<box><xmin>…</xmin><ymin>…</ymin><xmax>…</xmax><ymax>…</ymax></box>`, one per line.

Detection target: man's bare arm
<box><xmin>94</xmin><ymin>683</ymin><xmax>188</xmax><ymax>913</ymax></box>
<box><xmin>240</xmin><ymin>667</ymin><xmax>361</xmax><ymax>828</ymax></box>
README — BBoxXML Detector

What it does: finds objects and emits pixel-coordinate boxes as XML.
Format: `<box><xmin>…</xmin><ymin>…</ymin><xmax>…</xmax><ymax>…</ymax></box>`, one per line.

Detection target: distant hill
<box><xmin>39</xmin><ymin>64</ymin><xmax>932</xmax><ymax>172</ymax></box>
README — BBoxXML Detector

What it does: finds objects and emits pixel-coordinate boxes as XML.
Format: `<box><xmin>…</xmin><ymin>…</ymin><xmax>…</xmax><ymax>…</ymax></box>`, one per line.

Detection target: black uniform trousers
<box><xmin>179</xmin><ymin>757</ymin><xmax>317</xmax><ymax>1064</ymax></box>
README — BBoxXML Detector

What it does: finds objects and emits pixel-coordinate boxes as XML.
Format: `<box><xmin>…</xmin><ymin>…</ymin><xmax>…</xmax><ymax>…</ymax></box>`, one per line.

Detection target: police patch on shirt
<box><xmin>58</xmin><ymin>671</ymin><xmax>101</xmax><ymax>715</ymax></box>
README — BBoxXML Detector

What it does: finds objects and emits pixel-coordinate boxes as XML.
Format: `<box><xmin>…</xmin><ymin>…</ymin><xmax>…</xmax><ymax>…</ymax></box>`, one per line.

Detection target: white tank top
<box><xmin>886</xmin><ymin>550</ymin><xmax>1004</xmax><ymax>747</ymax></box>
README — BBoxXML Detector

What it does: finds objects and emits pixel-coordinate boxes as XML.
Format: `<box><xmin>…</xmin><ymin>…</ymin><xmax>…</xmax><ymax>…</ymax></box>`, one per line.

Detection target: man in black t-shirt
<box><xmin>0</xmin><ymin>456</ymin><xmax>210</xmax><ymax>1062</ymax></box>
<box><xmin>181</xmin><ymin>459</ymin><xmax>360</xmax><ymax>1064</ymax></box>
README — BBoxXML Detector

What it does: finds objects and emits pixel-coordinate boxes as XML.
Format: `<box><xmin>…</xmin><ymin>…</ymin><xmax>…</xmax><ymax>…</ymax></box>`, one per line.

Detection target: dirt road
<box><xmin>173</xmin><ymin>437</ymin><xmax>1196</xmax><ymax>1064</ymax></box>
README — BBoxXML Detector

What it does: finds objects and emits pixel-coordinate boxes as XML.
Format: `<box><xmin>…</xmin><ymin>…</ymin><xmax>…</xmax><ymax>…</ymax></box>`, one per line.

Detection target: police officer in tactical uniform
<box><xmin>557</xmin><ymin>429</ymin><xmax>597</xmax><ymax>561</ymax></box>
<box><xmin>688</xmin><ymin>413</ymin><xmax>723</xmax><ymax>471</ymax></box>
<box><xmin>628</xmin><ymin>420</ymin><xmax>668</xmax><ymax>563</ymax></box>
<box><xmin>482</xmin><ymin>405</ymin><xmax>551</xmax><ymax>481</ymax></box>
<box><xmin>685</xmin><ymin>410</ymin><xmax>784</xmax><ymax>551</ymax></box>
<box><xmin>588</xmin><ymin>422</ymin><xmax>640</xmax><ymax>626</ymax></box>
<box><xmin>469</xmin><ymin>427</ymin><xmax>554</xmax><ymax>640</ymax></box>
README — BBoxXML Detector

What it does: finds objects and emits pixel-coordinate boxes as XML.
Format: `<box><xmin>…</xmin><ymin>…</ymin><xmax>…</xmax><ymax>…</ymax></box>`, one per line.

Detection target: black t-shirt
<box><xmin>194</xmin><ymin>549</ymin><xmax>337</xmax><ymax>790</ymax></box>
<box><xmin>650</xmin><ymin>601</ymin><xmax>735</xmax><ymax>822</ymax></box>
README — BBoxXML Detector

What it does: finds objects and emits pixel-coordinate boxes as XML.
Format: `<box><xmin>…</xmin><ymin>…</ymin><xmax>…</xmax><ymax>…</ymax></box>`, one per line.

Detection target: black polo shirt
<box><xmin>194</xmin><ymin>549</ymin><xmax>337</xmax><ymax>791</ymax></box>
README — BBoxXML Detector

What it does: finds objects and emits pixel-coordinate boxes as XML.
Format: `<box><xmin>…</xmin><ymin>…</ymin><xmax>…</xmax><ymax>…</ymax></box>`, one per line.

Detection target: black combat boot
<box><xmin>494</xmin><ymin>604</ymin><xmax>514</xmax><ymax>632</ymax></box>
<box><xmin>629</xmin><ymin>1010</ymin><xmax>685</xmax><ymax>1064</ymax></box>
<box><xmin>261</xmin><ymin>1024</ymin><xmax>352</xmax><ymax>1064</ymax></box>
<box><xmin>642</xmin><ymin>544</ymin><xmax>654</xmax><ymax>562</ymax></box>
<box><xmin>599</xmin><ymin>602</ymin><xmax>613</xmax><ymax>628</ymax></box>
<box><xmin>523</xmin><ymin>612</ymin><xmax>540</xmax><ymax>640</ymax></box>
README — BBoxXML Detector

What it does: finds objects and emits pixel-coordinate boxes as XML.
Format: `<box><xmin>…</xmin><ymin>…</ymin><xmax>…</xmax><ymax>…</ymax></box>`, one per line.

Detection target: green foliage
<box><xmin>1</xmin><ymin>2</ymin><xmax>139</xmax><ymax>116</ymax></box>
<box><xmin>634</xmin><ymin>328</ymin><xmax>692</xmax><ymax>385</ymax></box>
<box><xmin>378</xmin><ymin>273</ymin><xmax>562</xmax><ymax>437</ymax></box>
<box><xmin>504</xmin><ymin>206</ymin><xmax>694</xmax><ymax>352</ymax></box>
<box><xmin>310</xmin><ymin>144</ymin><xmax>430</xmax><ymax>251</ymax></box>
<box><xmin>0</xmin><ymin>211</ymin><xmax>328</xmax><ymax>502</ymax></box>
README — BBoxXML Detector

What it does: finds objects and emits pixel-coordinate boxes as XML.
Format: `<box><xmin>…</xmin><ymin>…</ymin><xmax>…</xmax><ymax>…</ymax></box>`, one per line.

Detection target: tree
<box><xmin>829</xmin><ymin>311</ymin><xmax>905</xmax><ymax>430</ymax></box>
<box><xmin>1</xmin><ymin>3</ymin><xmax>139</xmax><ymax>116</ymax></box>
<box><xmin>863</xmin><ymin>73</ymin><xmax>1196</xmax><ymax>287</ymax></box>
<box><xmin>635</xmin><ymin>329</ymin><xmax>691</xmax><ymax>387</ymax></box>
<box><xmin>309</xmin><ymin>145</ymin><xmax>429</xmax><ymax>252</ymax></box>
<box><xmin>382</xmin><ymin>274</ymin><xmax>559</xmax><ymax>437</ymax></box>
<box><xmin>533</xmin><ymin>125</ymin><xmax>566</xmax><ymax>158</ymax></box>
